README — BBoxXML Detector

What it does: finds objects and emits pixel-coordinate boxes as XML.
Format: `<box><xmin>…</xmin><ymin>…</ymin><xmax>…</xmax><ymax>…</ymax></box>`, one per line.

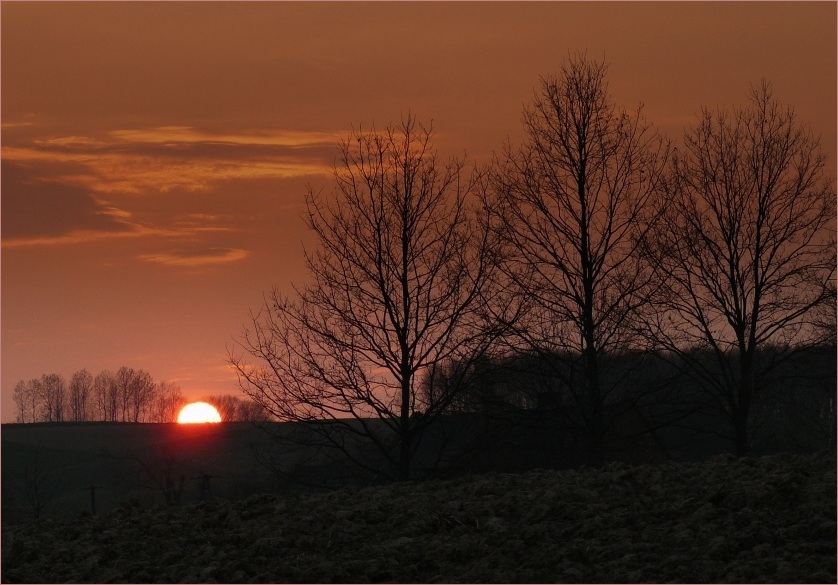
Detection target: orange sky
<box><xmin>2</xmin><ymin>2</ymin><xmax>836</xmax><ymax>421</ymax></box>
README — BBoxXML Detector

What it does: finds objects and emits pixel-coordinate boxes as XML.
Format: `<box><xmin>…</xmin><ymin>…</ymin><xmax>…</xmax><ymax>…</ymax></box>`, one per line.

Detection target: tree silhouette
<box><xmin>491</xmin><ymin>54</ymin><xmax>670</xmax><ymax>465</ymax></box>
<box><xmin>69</xmin><ymin>369</ymin><xmax>93</xmax><ymax>422</ymax></box>
<box><xmin>230</xmin><ymin>115</ymin><xmax>498</xmax><ymax>480</ymax></box>
<box><xmin>13</xmin><ymin>367</ymin><xmax>184</xmax><ymax>423</ymax></box>
<box><xmin>38</xmin><ymin>373</ymin><xmax>67</xmax><ymax>423</ymax></box>
<box><xmin>646</xmin><ymin>81</ymin><xmax>836</xmax><ymax>455</ymax></box>
<box><xmin>94</xmin><ymin>369</ymin><xmax>119</xmax><ymax>422</ymax></box>
<box><xmin>13</xmin><ymin>379</ymin><xmax>40</xmax><ymax>423</ymax></box>
<box><xmin>200</xmin><ymin>394</ymin><xmax>269</xmax><ymax>422</ymax></box>
<box><xmin>152</xmin><ymin>380</ymin><xmax>186</xmax><ymax>423</ymax></box>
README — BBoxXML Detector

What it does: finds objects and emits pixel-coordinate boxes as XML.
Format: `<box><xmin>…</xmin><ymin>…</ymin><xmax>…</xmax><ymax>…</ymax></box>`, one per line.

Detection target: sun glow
<box><xmin>177</xmin><ymin>402</ymin><xmax>222</xmax><ymax>424</ymax></box>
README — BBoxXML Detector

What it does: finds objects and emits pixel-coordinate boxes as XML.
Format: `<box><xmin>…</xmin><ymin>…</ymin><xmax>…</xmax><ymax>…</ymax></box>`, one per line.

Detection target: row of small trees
<box><xmin>12</xmin><ymin>367</ymin><xmax>267</xmax><ymax>423</ymax></box>
<box><xmin>13</xmin><ymin>367</ymin><xmax>165</xmax><ymax>423</ymax></box>
<box><xmin>230</xmin><ymin>54</ymin><xmax>835</xmax><ymax>479</ymax></box>
<box><xmin>197</xmin><ymin>393</ymin><xmax>269</xmax><ymax>423</ymax></box>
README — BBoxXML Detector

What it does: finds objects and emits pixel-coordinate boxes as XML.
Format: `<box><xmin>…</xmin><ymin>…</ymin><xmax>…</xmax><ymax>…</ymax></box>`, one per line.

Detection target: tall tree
<box><xmin>152</xmin><ymin>380</ymin><xmax>185</xmax><ymax>423</ymax></box>
<box><xmin>230</xmin><ymin>115</ymin><xmax>498</xmax><ymax>480</ymax></box>
<box><xmin>38</xmin><ymin>374</ymin><xmax>67</xmax><ymax>423</ymax></box>
<box><xmin>115</xmin><ymin>366</ymin><xmax>135</xmax><ymax>422</ymax></box>
<box><xmin>201</xmin><ymin>394</ymin><xmax>269</xmax><ymax>422</ymax></box>
<box><xmin>94</xmin><ymin>369</ymin><xmax>118</xmax><ymax>422</ymax></box>
<box><xmin>13</xmin><ymin>379</ymin><xmax>41</xmax><ymax>423</ymax></box>
<box><xmin>69</xmin><ymin>369</ymin><xmax>94</xmax><ymax>422</ymax></box>
<box><xmin>128</xmin><ymin>369</ymin><xmax>156</xmax><ymax>423</ymax></box>
<box><xmin>492</xmin><ymin>55</ymin><xmax>670</xmax><ymax>465</ymax></box>
<box><xmin>647</xmin><ymin>81</ymin><xmax>836</xmax><ymax>455</ymax></box>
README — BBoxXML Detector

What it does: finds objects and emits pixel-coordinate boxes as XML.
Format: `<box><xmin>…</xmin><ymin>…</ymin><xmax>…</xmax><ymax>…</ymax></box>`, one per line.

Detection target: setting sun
<box><xmin>177</xmin><ymin>402</ymin><xmax>222</xmax><ymax>424</ymax></box>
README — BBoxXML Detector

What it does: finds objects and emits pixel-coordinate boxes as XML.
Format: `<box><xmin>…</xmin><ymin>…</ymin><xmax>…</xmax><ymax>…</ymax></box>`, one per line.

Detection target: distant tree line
<box><xmin>420</xmin><ymin>345</ymin><xmax>835</xmax><ymax>454</ymax></box>
<box><xmin>12</xmin><ymin>367</ymin><xmax>267</xmax><ymax>424</ymax></box>
<box><xmin>198</xmin><ymin>393</ymin><xmax>269</xmax><ymax>423</ymax></box>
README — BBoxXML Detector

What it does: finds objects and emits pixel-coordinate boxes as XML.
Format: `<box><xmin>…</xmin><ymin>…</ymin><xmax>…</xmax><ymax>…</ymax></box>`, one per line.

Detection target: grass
<box><xmin>2</xmin><ymin>450</ymin><xmax>835</xmax><ymax>583</ymax></box>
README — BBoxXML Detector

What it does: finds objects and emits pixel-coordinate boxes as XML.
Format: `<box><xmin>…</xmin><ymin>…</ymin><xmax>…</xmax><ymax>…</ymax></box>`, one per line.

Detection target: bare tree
<box><xmin>201</xmin><ymin>394</ymin><xmax>240</xmax><ymax>421</ymax></box>
<box><xmin>15</xmin><ymin>366</ymin><xmax>163</xmax><ymax>423</ymax></box>
<box><xmin>12</xmin><ymin>380</ymin><xmax>28</xmax><ymax>423</ymax></box>
<box><xmin>230</xmin><ymin>115</ymin><xmax>498</xmax><ymax>480</ymax></box>
<box><xmin>491</xmin><ymin>55</ymin><xmax>670</xmax><ymax>465</ymax></box>
<box><xmin>201</xmin><ymin>394</ymin><xmax>269</xmax><ymax>422</ymax></box>
<box><xmin>152</xmin><ymin>380</ymin><xmax>186</xmax><ymax>423</ymax></box>
<box><xmin>811</xmin><ymin>279</ymin><xmax>837</xmax><ymax>345</ymax></box>
<box><xmin>13</xmin><ymin>379</ymin><xmax>41</xmax><ymax>423</ymax></box>
<box><xmin>111</xmin><ymin>366</ymin><xmax>155</xmax><ymax>422</ymax></box>
<box><xmin>38</xmin><ymin>374</ymin><xmax>67</xmax><ymax>423</ymax></box>
<box><xmin>128</xmin><ymin>369</ymin><xmax>156</xmax><ymax>422</ymax></box>
<box><xmin>94</xmin><ymin>369</ymin><xmax>118</xmax><ymax>422</ymax></box>
<box><xmin>115</xmin><ymin>366</ymin><xmax>134</xmax><ymax>422</ymax></box>
<box><xmin>236</xmin><ymin>398</ymin><xmax>271</xmax><ymax>422</ymax></box>
<box><xmin>646</xmin><ymin>81</ymin><xmax>836</xmax><ymax>455</ymax></box>
<box><xmin>69</xmin><ymin>369</ymin><xmax>94</xmax><ymax>422</ymax></box>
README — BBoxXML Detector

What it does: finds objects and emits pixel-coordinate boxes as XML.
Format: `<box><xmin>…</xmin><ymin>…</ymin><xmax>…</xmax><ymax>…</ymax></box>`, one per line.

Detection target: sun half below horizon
<box><xmin>177</xmin><ymin>402</ymin><xmax>222</xmax><ymax>424</ymax></box>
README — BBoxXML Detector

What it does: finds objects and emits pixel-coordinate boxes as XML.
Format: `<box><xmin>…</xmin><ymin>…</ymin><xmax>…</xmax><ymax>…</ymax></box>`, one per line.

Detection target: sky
<box><xmin>2</xmin><ymin>2</ymin><xmax>836</xmax><ymax>422</ymax></box>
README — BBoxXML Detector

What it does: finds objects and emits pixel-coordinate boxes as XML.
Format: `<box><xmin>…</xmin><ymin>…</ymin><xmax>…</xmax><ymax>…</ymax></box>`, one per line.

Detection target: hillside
<box><xmin>3</xmin><ymin>451</ymin><xmax>835</xmax><ymax>583</ymax></box>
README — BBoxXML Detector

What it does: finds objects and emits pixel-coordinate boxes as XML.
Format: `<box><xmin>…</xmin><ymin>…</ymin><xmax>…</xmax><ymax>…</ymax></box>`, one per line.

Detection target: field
<box><xmin>2</xmin><ymin>450</ymin><xmax>835</xmax><ymax>583</ymax></box>
<box><xmin>2</xmin><ymin>422</ymin><xmax>291</xmax><ymax>523</ymax></box>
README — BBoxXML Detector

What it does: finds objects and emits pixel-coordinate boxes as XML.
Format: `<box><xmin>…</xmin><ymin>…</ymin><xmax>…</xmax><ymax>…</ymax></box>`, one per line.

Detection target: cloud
<box><xmin>1</xmin><ymin>114</ymin><xmax>40</xmax><ymax>130</ymax></box>
<box><xmin>1</xmin><ymin>124</ymin><xmax>342</xmax><ymax>249</ymax></box>
<box><xmin>2</xmin><ymin>213</ymin><xmax>235</xmax><ymax>249</ymax></box>
<box><xmin>2</xmin><ymin>146</ymin><xmax>329</xmax><ymax>194</ymax></box>
<box><xmin>3</xmin><ymin>227</ymin><xmax>173</xmax><ymax>248</ymax></box>
<box><xmin>138</xmin><ymin>247</ymin><xmax>250</xmax><ymax>267</ymax></box>
<box><xmin>1</xmin><ymin>160</ymin><xmax>238</xmax><ymax>248</ymax></box>
<box><xmin>109</xmin><ymin>126</ymin><xmax>344</xmax><ymax>148</ymax></box>
<box><xmin>1</xmin><ymin>160</ymin><xmax>128</xmax><ymax>241</ymax></box>
<box><xmin>2</xmin><ymin>125</ymin><xmax>342</xmax><ymax>195</ymax></box>
<box><xmin>33</xmin><ymin>135</ymin><xmax>110</xmax><ymax>148</ymax></box>
<box><xmin>2</xmin><ymin>120</ymin><xmax>36</xmax><ymax>130</ymax></box>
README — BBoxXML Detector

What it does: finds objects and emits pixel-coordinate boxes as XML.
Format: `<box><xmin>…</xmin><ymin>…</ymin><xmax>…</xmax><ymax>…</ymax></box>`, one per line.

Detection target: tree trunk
<box><xmin>734</xmin><ymin>362</ymin><xmax>754</xmax><ymax>456</ymax></box>
<box><xmin>583</xmin><ymin>341</ymin><xmax>605</xmax><ymax>466</ymax></box>
<box><xmin>734</xmin><ymin>410</ymin><xmax>749</xmax><ymax>456</ymax></box>
<box><xmin>398</xmin><ymin>372</ymin><xmax>412</xmax><ymax>481</ymax></box>
<box><xmin>398</xmin><ymin>428</ymin><xmax>411</xmax><ymax>481</ymax></box>
<box><xmin>733</xmin><ymin>380</ymin><xmax>753</xmax><ymax>457</ymax></box>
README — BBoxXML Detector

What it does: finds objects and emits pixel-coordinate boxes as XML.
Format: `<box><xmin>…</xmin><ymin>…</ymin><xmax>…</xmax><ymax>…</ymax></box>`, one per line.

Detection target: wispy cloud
<box><xmin>2</xmin><ymin>125</ymin><xmax>340</xmax><ymax>251</ymax></box>
<box><xmin>3</xmin><ymin>227</ymin><xmax>165</xmax><ymax>248</ymax></box>
<box><xmin>2</xmin><ymin>125</ymin><xmax>342</xmax><ymax>194</ymax></box>
<box><xmin>33</xmin><ymin>135</ymin><xmax>110</xmax><ymax>148</ymax></box>
<box><xmin>1</xmin><ymin>162</ymin><xmax>235</xmax><ymax>249</ymax></box>
<box><xmin>1</xmin><ymin>114</ymin><xmax>40</xmax><ymax>130</ymax></box>
<box><xmin>1</xmin><ymin>221</ymin><xmax>232</xmax><ymax>249</ymax></box>
<box><xmin>138</xmin><ymin>247</ymin><xmax>250</xmax><ymax>267</ymax></box>
<box><xmin>109</xmin><ymin>126</ymin><xmax>344</xmax><ymax>148</ymax></box>
<box><xmin>2</xmin><ymin>121</ymin><xmax>36</xmax><ymax>130</ymax></box>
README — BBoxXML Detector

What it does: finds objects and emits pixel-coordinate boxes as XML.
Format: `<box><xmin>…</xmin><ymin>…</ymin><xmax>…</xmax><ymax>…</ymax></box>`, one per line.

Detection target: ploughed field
<box><xmin>2</xmin><ymin>451</ymin><xmax>835</xmax><ymax>584</ymax></box>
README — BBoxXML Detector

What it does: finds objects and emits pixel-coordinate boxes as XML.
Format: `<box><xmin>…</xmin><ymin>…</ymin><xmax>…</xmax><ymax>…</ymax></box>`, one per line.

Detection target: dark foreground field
<box><xmin>2</xmin><ymin>451</ymin><xmax>835</xmax><ymax>584</ymax></box>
